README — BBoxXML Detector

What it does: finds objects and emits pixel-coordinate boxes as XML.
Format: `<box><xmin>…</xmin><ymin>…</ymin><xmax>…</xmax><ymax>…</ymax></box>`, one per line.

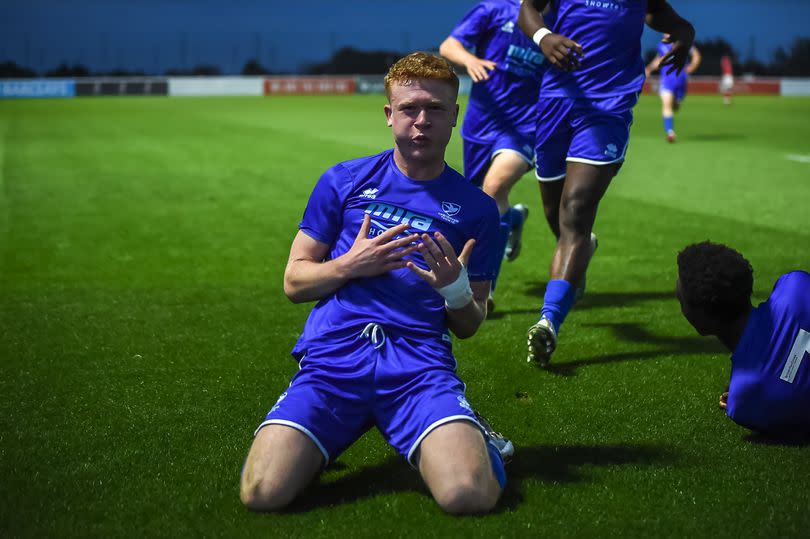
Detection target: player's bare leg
<box><xmin>538</xmin><ymin>176</ymin><xmax>597</xmax><ymax>301</ymax></box>
<box><xmin>240</xmin><ymin>424</ymin><xmax>324</xmax><ymax>512</ymax></box>
<box><xmin>538</xmin><ymin>177</ymin><xmax>563</xmax><ymax>240</ymax></box>
<box><xmin>552</xmin><ymin>162</ymin><xmax>615</xmax><ymax>284</ymax></box>
<box><xmin>416</xmin><ymin>420</ymin><xmax>503</xmax><ymax>514</ymax></box>
<box><xmin>661</xmin><ymin>91</ymin><xmax>677</xmax><ymax>142</ymax></box>
<box><xmin>482</xmin><ymin>151</ymin><xmax>530</xmax><ymax>215</ymax></box>
<box><xmin>482</xmin><ymin>151</ymin><xmax>531</xmax><ymax>312</ymax></box>
<box><xmin>528</xmin><ymin>162</ymin><xmax>616</xmax><ymax>365</ymax></box>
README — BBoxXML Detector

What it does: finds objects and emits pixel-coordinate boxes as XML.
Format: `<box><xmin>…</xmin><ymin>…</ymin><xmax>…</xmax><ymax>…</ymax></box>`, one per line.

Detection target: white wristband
<box><xmin>532</xmin><ymin>27</ymin><xmax>552</xmax><ymax>47</ymax></box>
<box><xmin>437</xmin><ymin>265</ymin><xmax>474</xmax><ymax>310</ymax></box>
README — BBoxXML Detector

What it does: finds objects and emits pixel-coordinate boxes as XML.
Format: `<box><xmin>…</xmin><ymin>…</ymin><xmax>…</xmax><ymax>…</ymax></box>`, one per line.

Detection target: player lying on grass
<box><xmin>439</xmin><ymin>0</ymin><xmax>547</xmax><ymax>313</ymax></box>
<box><xmin>677</xmin><ymin>241</ymin><xmax>810</xmax><ymax>434</ymax></box>
<box><xmin>518</xmin><ymin>0</ymin><xmax>695</xmax><ymax>367</ymax></box>
<box><xmin>240</xmin><ymin>53</ymin><xmax>511</xmax><ymax>514</ymax></box>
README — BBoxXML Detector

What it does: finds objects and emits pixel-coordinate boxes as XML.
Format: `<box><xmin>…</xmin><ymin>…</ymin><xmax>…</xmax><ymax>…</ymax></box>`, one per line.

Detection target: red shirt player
<box><xmin>720</xmin><ymin>54</ymin><xmax>734</xmax><ymax>105</ymax></box>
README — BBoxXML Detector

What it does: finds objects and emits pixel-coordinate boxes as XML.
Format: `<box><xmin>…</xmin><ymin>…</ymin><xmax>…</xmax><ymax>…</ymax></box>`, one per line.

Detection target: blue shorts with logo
<box><xmin>660</xmin><ymin>75</ymin><xmax>687</xmax><ymax>103</ymax></box>
<box><xmin>255</xmin><ymin>323</ymin><xmax>481</xmax><ymax>466</ymax></box>
<box><xmin>463</xmin><ymin>132</ymin><xmax>535</xmax><ymax>187</ymax></box>
<box><xmin>534</xmin><ymin>92</ymin><xmax>638</xmax><ymax>181</ymax></box>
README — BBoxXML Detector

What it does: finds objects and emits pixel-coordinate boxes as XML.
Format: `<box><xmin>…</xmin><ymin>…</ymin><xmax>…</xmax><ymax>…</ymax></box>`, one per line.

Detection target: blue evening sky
<box><xmin>2</xmin><ymin>0</ymin><xmax>809</xmax><ymax>74</ymax></box>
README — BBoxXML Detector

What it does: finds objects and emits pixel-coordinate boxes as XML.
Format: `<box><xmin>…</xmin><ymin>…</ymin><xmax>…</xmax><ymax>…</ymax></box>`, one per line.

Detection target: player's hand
<box><xmin>659</xmin><ymin>23</ymin><xmax>695</xmax><ymax>75</ymax></box>
<box><xmin>719</xmin><ymin>391</ymin><xmax>729</xmax><ymax>410</ymax></box>
<box><xmin>539</xmin><ymin>33</ymin><xmax>584</xmax><ymax>72</ymax></box>
<box><xmin>343</xmin><ymin>214</ymin><xmax>419</xmax><ymax>278</ymax></box>
<box><xmin>406</xmin><ymin>232</ymin><xmax>475</xmax><ymax>289</ymax></box>
<box><xmin>465</xmin><ymin>57</ymin><xmax>497</xmax><ymax>82</ymax></box>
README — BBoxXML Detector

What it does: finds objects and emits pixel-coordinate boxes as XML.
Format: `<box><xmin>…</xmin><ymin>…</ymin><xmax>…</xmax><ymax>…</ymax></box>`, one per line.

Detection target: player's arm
<box><xmin>645</xmin><ymin>54</ymin><xmax>663</xmax><ymax>77</ymax></box>
<box><xmin>406</xmin><ymin>232</ymin><xmax>487</xmax><ymax>339</ymax></box>
<box><xmin>284</xmin><ymin>216</ymin><xmax>418</xmax><ymax>303</ymax></box>
<box><xmin>446</xmin><ymin>280</ymin><xmax>489</xmax><ymax>339</ymax></box>
<box><xmin>439</xmin><ymin>36</ymin><xmax>496</xmax><ymax>83</ymax></box>
<box><xmin>645</xmin><ymin>0</ymin><xmax>695</xmax><ymax>75</ymax></box>
<box><xmin>686</xmin><ymin>45</ymin><xmax>701</xmax><ymax>74</ymax></box>
<box><xmin>518</xmin><ymin>0</ymin><xmax>583</xmax><ymax>72</ymax></box>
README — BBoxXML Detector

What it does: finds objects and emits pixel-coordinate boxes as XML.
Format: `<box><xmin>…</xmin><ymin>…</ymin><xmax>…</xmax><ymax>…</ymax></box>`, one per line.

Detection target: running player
<box><xmin>677</xmin><ymin>242</ymin><xmax>810</xmax><ymax>434</ymax></box>
<box><xmin>439</xmin><ymin>0</ymin><xmax>547</xmax><ymax>312</ymax></box>
<box><xmin>518</xmin><ymin>0</ymin><xmax>695</xmax><ymax>366</ymax></box>
<box><xmin>240</xmin><ymin>53</ymin><xmax>509</xmax><ymax>514</ymax></box>
<box><xmin>720</xmin><ymin>54</ymin><xmax>734</xmax><ymax>105</ymax></box>
<box><xmin>646</xmin><ymin>36</ymin><xmax>701</xmax><ymax>142</ymax></box>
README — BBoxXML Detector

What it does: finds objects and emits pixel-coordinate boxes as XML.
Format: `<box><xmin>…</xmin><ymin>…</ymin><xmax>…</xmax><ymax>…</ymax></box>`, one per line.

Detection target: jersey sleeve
<box><xmin>299</xmin><ymin>164</ymin><xmax>353</xmax><ymax>247</ymax></box>
<box><xmin>726</xmin><ymin>376</ymin><xmax>768</xmax><ymax>432</ymax></box>
<box><xmin>449</xmin><ymin>1</ymin><xmax>494</xmax><ymax>49</ymax></box>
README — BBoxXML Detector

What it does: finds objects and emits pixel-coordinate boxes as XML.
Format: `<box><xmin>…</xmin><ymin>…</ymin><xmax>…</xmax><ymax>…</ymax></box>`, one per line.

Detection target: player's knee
<box><xmin>560</xmin><ymin>193</ymin><xmax>596</xmax><ymax>232</ymax></box>
<box><xmin>482</xmin><ymin>175</ymin><xmax>513</xmax><ymax>203</ymax></box>
<box><xmin>433</xmin><ymin>476</ymin><xmax>498</xmax><ymax>515</ymax></box>
<box><xmin>240</xmin><ymin>472</ymin><xmax>294</xmax><ymax>512</ymax></box>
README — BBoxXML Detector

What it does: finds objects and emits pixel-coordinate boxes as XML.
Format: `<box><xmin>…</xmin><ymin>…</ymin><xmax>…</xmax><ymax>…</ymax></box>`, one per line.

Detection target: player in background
<box><xmin>677</xmin><ymin>242</ymin><xmax>810</xmax><ymax>434</ymax></box>
<box><xmin>518</xmin><ymin>0</ymin><xmax>695</xmax><ymax>366</ymax></box>
<box><xmin>645</xmin><ymin>36</ymin><xmax>701</xmax><ymax>142</ymax></box>
<box><xmin>439</xmin><ymin>0</ymin><xmax>548</xmax><ymax>312</ymax></box>
<box><xmin>240</xmin><ymin>53</ymin><xmax>510</xmax><ymax>514</ymax></box>
<box><xmin>720</xmin><ymin>54</ymin><xmax>734</xmax><ymax>105</ymax></box>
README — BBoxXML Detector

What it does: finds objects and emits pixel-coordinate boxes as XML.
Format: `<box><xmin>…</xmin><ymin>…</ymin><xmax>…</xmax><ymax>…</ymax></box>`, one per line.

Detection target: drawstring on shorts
<box><xmin>361</xmin><ymin>323</ymin><xmax>386</xmax><ymax>350</ymax></box>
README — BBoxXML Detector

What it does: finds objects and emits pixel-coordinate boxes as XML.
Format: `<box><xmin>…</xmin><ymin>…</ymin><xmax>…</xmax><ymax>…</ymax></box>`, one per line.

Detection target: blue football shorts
<box><xmin>255</xmin><ymin>323</ymin><xmax>481</xmax><ymax>466</ymax></box>
<box><xmin>463</xmin><ymin>131</ymin><xmax>535</xmax><ymax>187</ymax></box>
<box><xmin>534</xmin><ymin>92</ymin><xmax>639</xmax><ymax>181</ymax></box>
<box><xmin>660</xmin><ymin>74</ymin><xmax>687</xmax><ymax>103</ymax></box>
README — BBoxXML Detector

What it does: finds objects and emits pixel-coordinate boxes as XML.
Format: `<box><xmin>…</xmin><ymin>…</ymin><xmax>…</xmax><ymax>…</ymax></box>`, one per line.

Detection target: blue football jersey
<box><xmin>540</xmin><ymin>0</ymin><xmax>647</xmax><ymax>98</ymax></box>
<box><xmin>292</xmin><ymin>150</ymin><xmax>500</xmax><ymax>355</ymax></box>
<box><xmin>727</xmin><ymin>271</ymin><xmax>810</xmax><ymax>432</ymax></box>
<box><xmin>656</xmin><ymin>42</ymin><xmax>693</xmax><ymax>86</ymax></box>
<box><xmin>450</xmin><ymin>0</ymin><xmax>546</xmax><ymax>143</ymax></box>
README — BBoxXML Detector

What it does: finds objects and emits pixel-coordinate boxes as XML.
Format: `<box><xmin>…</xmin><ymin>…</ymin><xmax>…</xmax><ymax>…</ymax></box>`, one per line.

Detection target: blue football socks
<box><xmin>664</xmin><ymin>115</ymin><xmax>674</xmax><ymax>134</ymax></box>
<box><xmin>490</xmin><ymin>210</ymin><xmax>512</xmax><ymax>292</ymax></box>
<box><xmin>486</xmin><ymin>439</ymin><xmax>507</xmax><ymax>489</ymax></box>
<box><xmin>507</xmin><ymin>205</ymin><xmax>524</xmax><ymax>230</ymax></box>
<box><xmin>540</xmin><ymin>279</ymin><xmax>576</xmax><ymax>333</ymax></box>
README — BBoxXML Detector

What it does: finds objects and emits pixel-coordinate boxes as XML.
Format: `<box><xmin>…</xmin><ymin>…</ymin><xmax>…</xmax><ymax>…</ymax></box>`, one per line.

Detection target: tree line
<box><xmin>2</xmin><ymin>38</ymin><xmax>809</xmax><ymax>78</ymax></box>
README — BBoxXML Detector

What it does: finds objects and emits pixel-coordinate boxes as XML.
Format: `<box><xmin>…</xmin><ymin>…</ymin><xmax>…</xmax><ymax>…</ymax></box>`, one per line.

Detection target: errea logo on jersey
<box><xmin>605</xmin><ymin>143</ymin><xmax>618</xmax><ymax>158</ymax></box>
<box><xmin>360</xmin><ymin>187</ymin><xmax>379</xmax><ymax>199</ymax></box>
<box><xmin>501</xmin><ymin>21</ymin><xmax>515</xmax><ymax>33</ymax></box>
<box><xmin>364</xmin><ymin>202</ymin><xmax>433</xmax><ymax>231</ymax></box>
<box><xmin>270</xmin><ymin>392</ymin><xmax>287</xmax><ymax>414</ymax></box>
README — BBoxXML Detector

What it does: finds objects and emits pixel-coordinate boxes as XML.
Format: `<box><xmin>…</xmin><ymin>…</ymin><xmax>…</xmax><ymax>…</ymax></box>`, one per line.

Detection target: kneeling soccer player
<box><xmin>240</xmin><ymin>53</ymin><xmax>509</xmax><ymax>514</ymax></box>
<box><xmin>677</xmin><ymin>241</ymin><xmax>810</xmax><ymax>434</ymax></box>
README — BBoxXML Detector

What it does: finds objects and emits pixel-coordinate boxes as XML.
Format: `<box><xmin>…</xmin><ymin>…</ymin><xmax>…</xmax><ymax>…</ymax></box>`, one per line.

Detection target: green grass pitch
<box><xmin>1</xmin><ymin>93</ymin><xmax>809</xmax><ymax>537</ymax></box>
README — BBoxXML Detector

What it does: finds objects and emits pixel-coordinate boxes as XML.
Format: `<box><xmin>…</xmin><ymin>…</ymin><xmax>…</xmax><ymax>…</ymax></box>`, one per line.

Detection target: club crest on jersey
<box><xmin>441</xmin><ymin>202</ymin><xmax>461</xmax><ymax>216</ymax></box>
<box><xmin>360</xmin><ymin>187</ymin><xmax>379</xmax><ymax>199</ymax></box>
<box><xmin>439</xmin><ymin>201</ymin><xmax>461</xmax><ymax>224</ymax></box>
<box><xmin>364</xmin><ymin>202</ymin><xmax>433</xmax><ymax>231</ymax></box>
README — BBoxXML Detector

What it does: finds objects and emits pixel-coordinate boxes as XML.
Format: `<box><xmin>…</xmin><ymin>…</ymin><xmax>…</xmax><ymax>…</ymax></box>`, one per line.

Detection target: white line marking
<box><xmin>786</xmin><ymin>154</ymin><xmax>810</xmax><ymax>164</ymax></box>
